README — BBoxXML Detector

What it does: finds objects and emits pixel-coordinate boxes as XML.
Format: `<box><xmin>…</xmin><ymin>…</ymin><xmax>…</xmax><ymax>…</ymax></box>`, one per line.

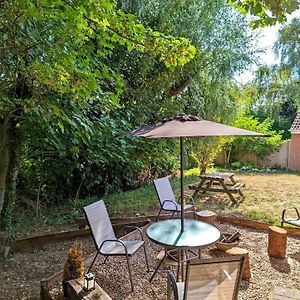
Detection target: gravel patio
<box><xmin>90</xmin><ymin>221</ymin><xmax>300</xmax><ymax>300</ymax></box>
<box><xmin>1</xmin><ymin>221</ymin><xmax>299</xmax><ymax>299</ymax></box>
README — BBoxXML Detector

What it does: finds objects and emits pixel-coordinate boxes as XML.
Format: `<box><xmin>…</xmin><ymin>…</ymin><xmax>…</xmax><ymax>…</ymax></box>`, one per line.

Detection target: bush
<box><xmin>231</xmin><ymin>161</ymin><xmax>241</xmax><ymax>169</ymax></box>
<box><xmin>63</xmin><ymin>241</ymin><xmax>84</xmax><ymax>281</ymax></box>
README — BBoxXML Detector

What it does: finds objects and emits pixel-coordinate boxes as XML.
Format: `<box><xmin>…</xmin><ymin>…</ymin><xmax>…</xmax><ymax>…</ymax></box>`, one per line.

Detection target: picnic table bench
<box><xmin>189</xmin><ymin>172</ymin><xmax>245</xmax><ymax>204</ymax></box>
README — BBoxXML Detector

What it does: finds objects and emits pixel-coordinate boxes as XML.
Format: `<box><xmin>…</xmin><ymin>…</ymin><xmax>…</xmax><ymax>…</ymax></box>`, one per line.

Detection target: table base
<box><xmin>150</xmin><ymin>248</ymin><xmax>200</xmax><ymax>282</ymax></box>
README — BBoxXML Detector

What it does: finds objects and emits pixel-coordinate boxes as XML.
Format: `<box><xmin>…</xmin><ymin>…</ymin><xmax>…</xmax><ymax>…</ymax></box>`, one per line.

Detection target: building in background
<box><xmin>289</xmin><ymin>112</ymin><xmax>300</xmax><ymax>171</ymax></box>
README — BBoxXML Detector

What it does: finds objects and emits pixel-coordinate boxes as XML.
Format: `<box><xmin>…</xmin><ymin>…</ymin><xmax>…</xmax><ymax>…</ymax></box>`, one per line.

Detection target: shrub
<box><xmin>63</xmin><ymin>241</ymin><xmax>84</xmax><ymax>281</ymax></box>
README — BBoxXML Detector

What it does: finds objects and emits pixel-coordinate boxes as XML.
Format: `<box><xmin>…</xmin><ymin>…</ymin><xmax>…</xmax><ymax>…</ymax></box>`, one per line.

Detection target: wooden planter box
<box><xmin>65</xmin><ymin>278</ymin><xmax>112</xmax><ymax>300</ymax></box>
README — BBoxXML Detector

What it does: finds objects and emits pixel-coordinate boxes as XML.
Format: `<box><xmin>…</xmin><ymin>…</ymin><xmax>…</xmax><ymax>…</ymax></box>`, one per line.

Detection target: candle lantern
<box><xmin>84</xmin><ymin>273</ymin><xmax>95</xmax><ymax>291</ymax></box>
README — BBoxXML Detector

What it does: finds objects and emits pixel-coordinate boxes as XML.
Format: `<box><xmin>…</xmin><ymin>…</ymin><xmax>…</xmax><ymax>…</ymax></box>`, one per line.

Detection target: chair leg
<box><xmin>176</xmin><ymin>250</ymin><xmax>181</xmax><ymax>282</ymax></box>
<box><xmin>143</xmin><ymin>244</ymin><xmax>150</xmax><ymax>272</ymax></box>
<box><xmin>103</xmin><ymin>256</ymin><xmax>109</xmax><ymax>264</ymax></box>
<box><xmin>167</xmin><ymin>278</ymin><xmax>172</xmax><ymax>300</ymax></box>
<box><xmin>150</xmin><ymin>251</ymin><xmax>167</xmax><ymax>282</ymax></box>
<box><xmin>87</xmin><ymin>252</ymin><xmax>99</xmax><ymax>273</ymax></box>
<box><xmin>125</xmin><ymin>254</ymin><xmax>134</xmax><ymax>292</ymax></box>
<box><xmin>156</xmin><ymin>208</ymin><xmax>162</xmax><ymax>221</ymax></box>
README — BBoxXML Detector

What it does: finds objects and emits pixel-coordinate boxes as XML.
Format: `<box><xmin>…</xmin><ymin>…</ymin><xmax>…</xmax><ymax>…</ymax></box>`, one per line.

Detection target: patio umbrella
<box><xmin>129</xmin><ymin>114</ymin><xmax>265</xmax><ymax>232</ymax></box>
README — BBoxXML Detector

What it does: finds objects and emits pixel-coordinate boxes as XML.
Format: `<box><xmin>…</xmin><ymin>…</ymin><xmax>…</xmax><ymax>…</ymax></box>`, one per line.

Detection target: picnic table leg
<box><xmin>229</xmin><ymin>176</ymin><xmax>236</xmax><ymax>185</ymax></box>
<box><xmin>192</xmin><ymin>177</ymin><xmax>206</xmax><ymax>198</ymax></box>
<box><xmin>219</xmin><ymin>180</ymin><xmax>237</xmax><ymax>205</ymax></box>
<box><xmin>238</xmin><ymin>189</ymin><xmax>245</xmax><ymax>198</ymax></box>
<box><xmin>229</xmin><ymin>175</ymin><xmax>245</xmax><ymax>199</ymax></box>
<box><xmin>204</xmin><ymin>179</ymin><xmax>213</xmax><ymax>194</ymax></box>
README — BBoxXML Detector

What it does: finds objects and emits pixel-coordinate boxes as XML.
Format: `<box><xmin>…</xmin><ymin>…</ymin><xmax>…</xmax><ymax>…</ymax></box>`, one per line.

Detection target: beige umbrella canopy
<box><xmin>129</xmin><ymin>114</ymin><xmax>265</xmax><ymax>232</ymax></box>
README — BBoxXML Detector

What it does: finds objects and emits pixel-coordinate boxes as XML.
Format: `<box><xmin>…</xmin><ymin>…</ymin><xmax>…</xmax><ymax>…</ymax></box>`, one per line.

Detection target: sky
<box><xmin>236</xmin><ymin>10</ymin><xmax>300</xmax><ymax>84</ymax></box>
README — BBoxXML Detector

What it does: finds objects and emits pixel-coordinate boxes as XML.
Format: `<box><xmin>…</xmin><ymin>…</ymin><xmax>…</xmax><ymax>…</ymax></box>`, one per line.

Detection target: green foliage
<box><xmin>250</xmin><ymin>66</ymin><xmax>298</xmax><ymax>138</ymax></box>
<box><xmin>275</xmin><ymin>18</ymin><xmax>300</xmax><ymax>77</ymax></box>
<box><xmin>226</xmin><ymin>114</ymin><xmax>283</xmax><ymax>161</ymax></box>
<box><xmin>115</xmin><ymin>0</ymin><xmax>257</xmax><ymax>122</ymax></box>
<box><xmin>0</xmin><ymin>0</ymin><xmax>197</xmax><ymax>226</ymax></box>
<box><xmin>191</xmin><ymin>137</ymin><xmax>230</xmax><ymax>175</ymax></box>
<box><xmin>227</xmin><ymin>0</ymin><xmax>300</xmax><ymax>28</ymax></box>
<box><xmin>0</xmin><ymin>0</ymin><xmax>266</xmax><ymax>233</ymax></box>
<box><xmin>231</xmin><ymin>161</ymin><xmax>242</xmax><ymax>169</ymax></box>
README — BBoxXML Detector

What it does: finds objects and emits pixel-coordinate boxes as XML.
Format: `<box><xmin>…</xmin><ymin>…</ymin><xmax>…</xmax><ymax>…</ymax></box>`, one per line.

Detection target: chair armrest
<box><xmin>162</xmin><ymin>199</ymin><xmax>178</xmax><ymax>211</ymax></box>
<box><xmin>121</xmin><ymin>226</ymin><xmax>144</xmax><ymax>240</ymax></box>
<box><xmin>184</xmin><ymin>194</ymin><xmax>195</xmax><ymax>206</ymax></box>
<box><xmin>178</xmin><ymin>194</ymin><xmax>195</xmax><ymax>206</ymax></box>
<box><xmin>167</xmin><ymin>271</ymin><xmax>179</xmax><ymax>300</ymax></box>
<box><xmin>282</xmin><ymin>207</ymin><xmax>300</xmax><ymax>221</ymax></box>
<box><xmin>99</xmin><ymin>239</ymin><xmax>128</xmax><ymax>255</ymax></box>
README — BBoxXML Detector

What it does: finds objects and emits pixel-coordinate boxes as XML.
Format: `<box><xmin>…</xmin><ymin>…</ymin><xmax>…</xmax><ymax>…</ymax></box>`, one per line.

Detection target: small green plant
<box><xmin>231</xmin><ymin>161</ymin><xmax>241</xmax><ymax>169</ymax></box>
<box><xmin>63</xmin><ymin>241</ymin><xmax>84</xmax><ymax>281</ymax></box>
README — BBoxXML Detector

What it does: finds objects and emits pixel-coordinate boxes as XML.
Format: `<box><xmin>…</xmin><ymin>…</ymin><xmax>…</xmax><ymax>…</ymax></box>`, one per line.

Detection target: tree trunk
<box><xmin>1</xmin><ymin>72</ymin><xmax>27</xmax><ymax>231</ymax></box>
<box><xmin>1</xmin><ymin>119</ymin><xmax>21</xmax><ymax>233</ymax></box>
<box><xmin>0</xmin><ymin>122</ymin><xmax>9</xmax><ymax>216</ymax></box>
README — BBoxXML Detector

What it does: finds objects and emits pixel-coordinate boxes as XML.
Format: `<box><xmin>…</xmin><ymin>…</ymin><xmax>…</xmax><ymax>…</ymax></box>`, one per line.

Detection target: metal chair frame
<box><xmin>154</xmin><ymin>176</ymin><xmax>196</xmax><ymax>221</ymax></box>
<box><xmin>83</xmin><ymin>200</ymin><xmax>149</xmax><ymax>292</ymax></box>
<box><xmin>281</xmin><ymin>206</ymin><xmax>300</xmax><ymax>228</ymax></box>
<box><xmin>167</xmin><ymin>255</ymin><xmax>245</xmax><ymax>300</ymax></box>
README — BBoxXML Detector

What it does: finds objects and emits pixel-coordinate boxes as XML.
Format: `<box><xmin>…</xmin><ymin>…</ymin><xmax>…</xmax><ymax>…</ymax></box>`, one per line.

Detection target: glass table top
<box><xmin>146</xmin><ymin>219</ymin><xmax>220</xmax><ymax>249</ymax></box>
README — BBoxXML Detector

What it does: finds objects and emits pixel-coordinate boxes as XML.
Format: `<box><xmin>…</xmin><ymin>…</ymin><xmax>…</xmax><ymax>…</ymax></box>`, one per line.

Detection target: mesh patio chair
<box><xmin>281</xmin><ymin>206</ymin><xmax>300</xmax><ymax>228</ymax></box>
<box><xmin>83</xmin><ymin>200</ymin><xmax>149</xmax><ymax>292</ymax></box>
<box><xmin>167</xmin><ymin>255</ymin><xmax>245</xmax><ymax>300</ymax></box>
<box><xmin>153</xmin><ymin>176</ymin><xmax>196</xmax><ymax>221</ymax></box>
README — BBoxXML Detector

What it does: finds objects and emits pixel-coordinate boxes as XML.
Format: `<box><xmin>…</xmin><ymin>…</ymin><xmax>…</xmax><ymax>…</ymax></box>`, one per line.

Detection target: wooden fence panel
<box><xmin>216</xmin><ymin>140</ymin><xmax>290</xmax><ymax>168</ymax></box>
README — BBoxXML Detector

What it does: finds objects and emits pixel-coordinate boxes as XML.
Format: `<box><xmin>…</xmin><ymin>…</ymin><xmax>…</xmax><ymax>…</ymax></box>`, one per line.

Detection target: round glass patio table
<box><xmin>147</xmin><ymin>218</ymin><xmax>220</xmax><ymax>249</ymax></box>
<box><xmin>146</xmin><ymin>218</ymin><xmax>221</xmax><ymax>281</ymax></box>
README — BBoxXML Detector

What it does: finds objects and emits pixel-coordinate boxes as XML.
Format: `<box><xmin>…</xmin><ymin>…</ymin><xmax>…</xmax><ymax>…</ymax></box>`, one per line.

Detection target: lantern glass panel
<box><xmin>84</xmin><ymin>273</ymin><xmax>95</xmax><ymax>291</ymax></box>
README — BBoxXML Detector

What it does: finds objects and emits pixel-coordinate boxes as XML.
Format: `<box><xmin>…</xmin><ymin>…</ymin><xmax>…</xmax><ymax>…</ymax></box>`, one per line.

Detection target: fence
<box><xmin>216</xmin><ymin>140</ymin><xmax>290</xmax><ymax>168</ymax></box>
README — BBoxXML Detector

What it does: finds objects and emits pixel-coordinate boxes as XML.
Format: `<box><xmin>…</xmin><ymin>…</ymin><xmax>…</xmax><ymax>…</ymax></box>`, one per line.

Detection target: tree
<box><xmin>114</xmin><ymin>0</ymin><xmax>258</xmax><ymax>176</ymax></box>
<box><xmin>0</xmin><ymin>0</ymin><xmax>196</xmax><ymax>229</ymax></box>
<box><xmin>249</xmin><ymin>66</ymin><xmax>298</xmax><ymax>138</ymax></box>
<box><xmin>275</xmin><ymin>18</ymin><xmax>300</xmax><ymax>77</ymax></box>
<box><xmin>227</xmin><ymin>0</ymin><xmax>300</xmax><ymax>28</ymax></box>
<box><xmin>240</xmin><ymin>18</ymin><xmax>300</xmax><ymax>140</ymax></box>
<box><xmin>225</xmin><ymin>114</ymin><xmax>283</xmax><ymax>163</ymax></box>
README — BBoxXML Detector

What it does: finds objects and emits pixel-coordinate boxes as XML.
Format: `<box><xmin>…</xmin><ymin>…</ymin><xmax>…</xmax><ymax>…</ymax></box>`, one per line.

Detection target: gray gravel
<box><xmin>91</xmin><ymin>221</ymin><xmax>300</xmax><ymax>300</ymax></box>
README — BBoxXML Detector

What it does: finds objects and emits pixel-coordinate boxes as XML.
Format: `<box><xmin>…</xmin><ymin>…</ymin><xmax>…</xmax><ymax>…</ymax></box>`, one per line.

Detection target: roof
<box><xmin>290</xmin><ymin>112</ymin><xmax>300</xmax><ymax>132</ymax></box>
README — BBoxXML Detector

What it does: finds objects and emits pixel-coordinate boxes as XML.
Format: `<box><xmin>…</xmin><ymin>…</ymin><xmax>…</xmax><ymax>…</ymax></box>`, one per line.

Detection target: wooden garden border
<box><xmin>12</xmin><ymin>212</ymin><xmax>300</xmax><ymax>252</ymax></box>
<box><xmin>11</xmin><ymin>219</ymin><xmax>151</xmax><ymax>251</ymax></box>
<box><xmin>216</xmin><ymin>215</ymin><xmax>300</xmax><ymax>237</ymax></box>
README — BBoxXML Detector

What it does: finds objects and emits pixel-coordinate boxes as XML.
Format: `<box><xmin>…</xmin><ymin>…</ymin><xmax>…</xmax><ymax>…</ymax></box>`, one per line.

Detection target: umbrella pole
<box><xmin>180</xmin><ymin>137</ymin><xmax>184</xmax><ymax>232</ymax></box>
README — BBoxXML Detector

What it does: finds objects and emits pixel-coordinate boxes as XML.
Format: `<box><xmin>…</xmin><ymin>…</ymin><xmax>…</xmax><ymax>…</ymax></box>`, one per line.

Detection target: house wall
<box><xmin>289</xmin><ymin>133</ymin><xmax>300</xmax><ymax>171</ymax></box>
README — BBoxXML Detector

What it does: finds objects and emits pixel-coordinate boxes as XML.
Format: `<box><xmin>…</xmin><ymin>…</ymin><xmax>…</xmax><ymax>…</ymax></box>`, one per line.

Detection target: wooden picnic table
<box><xmin>189</xmin><ymin>172</ymin><xmax>245</xmax><ymax>204</ymax></box>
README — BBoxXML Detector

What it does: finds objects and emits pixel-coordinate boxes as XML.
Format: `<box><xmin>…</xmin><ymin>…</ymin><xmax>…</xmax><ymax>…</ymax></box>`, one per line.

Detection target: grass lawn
<box><xmin>105</xmin><ymin>168</ymin><xmax>300</xmax><ymax>227</ymax></box>
<box><xmin>12</xmin><ymin>168</ymin><xmax>300</xmax><ymax>238</ymax></box>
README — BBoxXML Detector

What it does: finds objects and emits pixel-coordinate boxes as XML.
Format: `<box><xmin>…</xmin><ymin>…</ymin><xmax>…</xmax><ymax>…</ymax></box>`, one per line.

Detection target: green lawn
<box><xmin>12</xmin><ymin>168</ymin><xmax>300</xmax><ymax>238</ymax></box>
<box><xmin>104</xmin><ymin>168</ymin><xmax>300</xmax><ymax>227</ymax></box>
